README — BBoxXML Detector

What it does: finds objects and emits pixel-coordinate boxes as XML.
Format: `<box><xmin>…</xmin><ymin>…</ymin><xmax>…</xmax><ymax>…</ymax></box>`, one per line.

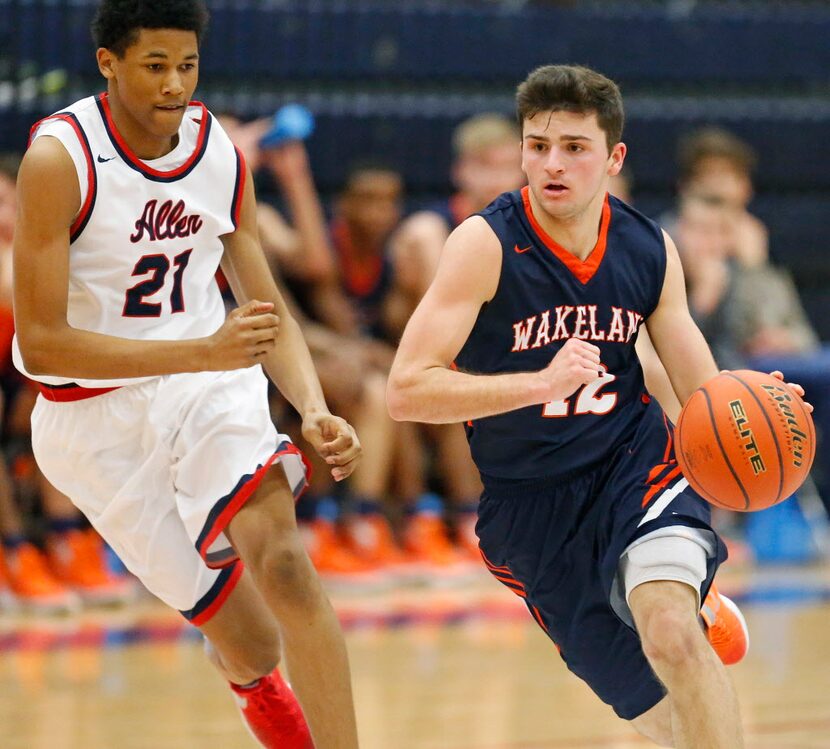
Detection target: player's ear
<box><xmin>608</xmin><ymin>142</ymin><xmax>626</xmax><ymax>176</ymax></box>
<box><xmin>97</xmin><ymin>48</ymin><xmax>117</xmax><ymax>80</ymax></box>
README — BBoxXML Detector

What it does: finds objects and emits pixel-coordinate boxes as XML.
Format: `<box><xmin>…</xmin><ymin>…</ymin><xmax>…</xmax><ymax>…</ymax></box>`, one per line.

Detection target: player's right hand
<box><xmin>537</xmin><ymin>338</ymin><xmax>602</xmax><ymax>401</ymax></box>
<box><xmin>205</xmin><ymin>300</ymin><xmax>280</xmax><ymax>370</ymax></box>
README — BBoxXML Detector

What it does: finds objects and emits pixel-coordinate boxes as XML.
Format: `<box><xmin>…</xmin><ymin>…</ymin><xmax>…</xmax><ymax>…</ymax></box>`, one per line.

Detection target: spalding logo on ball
<box><xmin>675</xmin><ymin>370</ymin><xmax>815</xmax><ymax>512</ymax></box>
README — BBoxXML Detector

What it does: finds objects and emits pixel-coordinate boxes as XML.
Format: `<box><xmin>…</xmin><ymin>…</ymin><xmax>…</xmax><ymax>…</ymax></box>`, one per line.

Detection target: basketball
<box><xmin>675</xmin><ymin>370</ymin><xmax>815</xmax><ymax>512</ymax></box>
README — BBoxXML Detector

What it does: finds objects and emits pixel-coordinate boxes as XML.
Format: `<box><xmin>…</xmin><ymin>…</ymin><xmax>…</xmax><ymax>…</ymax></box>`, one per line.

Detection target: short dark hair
<box><xmin>677</xmin><ymin>127</ymin><xmax>757</xmax><ymax>185</ymax></box>
<box><xmin>516</xmin><ymin>65</ymin><xmax>624</xmax><ymax>152</ymax></box>
<box><xmin>91</xmin><ymin>0</ymin><xmax>209</xmax><ymax>57</ymax></box>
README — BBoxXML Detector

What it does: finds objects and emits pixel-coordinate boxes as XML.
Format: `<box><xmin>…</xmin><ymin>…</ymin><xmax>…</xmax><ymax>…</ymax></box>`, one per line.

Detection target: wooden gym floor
<box><xmin>1</xmin><ymin>561</ymin><xmax>829</xmax><ymax>749</ymax></box>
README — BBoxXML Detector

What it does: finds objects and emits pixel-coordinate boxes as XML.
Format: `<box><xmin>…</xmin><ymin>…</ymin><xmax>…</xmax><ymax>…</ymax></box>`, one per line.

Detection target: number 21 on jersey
<box><xmin>542</xmin><ymin>365</ymin><xmax>618</xmax><ymax>417</ymax></box>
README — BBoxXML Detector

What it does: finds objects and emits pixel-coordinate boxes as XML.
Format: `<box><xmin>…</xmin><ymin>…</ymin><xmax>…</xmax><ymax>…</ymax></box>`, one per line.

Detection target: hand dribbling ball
<box><xmin>675</xmin><ymin>370</ymin><xmax>815</xmax><ymax>511</ymax></box>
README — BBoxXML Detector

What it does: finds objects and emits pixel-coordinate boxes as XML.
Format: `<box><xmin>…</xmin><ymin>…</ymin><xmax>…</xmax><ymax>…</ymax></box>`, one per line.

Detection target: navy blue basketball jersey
<box><xmin>454</xmin><ymin>187</ymin><xmax>667</xmax><ymax>481</ymax></box>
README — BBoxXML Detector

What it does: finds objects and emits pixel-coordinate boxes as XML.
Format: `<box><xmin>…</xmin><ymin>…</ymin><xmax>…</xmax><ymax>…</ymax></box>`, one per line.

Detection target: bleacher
<box><xmin>1</xmin><ymin>0</ymin><xmax>828</xmax><ymax>335</ymax></box>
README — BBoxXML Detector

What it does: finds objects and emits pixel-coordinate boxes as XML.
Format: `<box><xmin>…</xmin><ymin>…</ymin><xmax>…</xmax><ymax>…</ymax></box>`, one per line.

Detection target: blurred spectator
<box><xmin>388</xmin><ymin>113</ymin><xmax>525</xmax><ymax>332</ymax></box>
<box><xmin>219</xmin><ymin>116</ymin><xmax>478</xmax><ymax>583</ymax></box>
<box><xmin>332</xmin><ymin>160</ymin><xmax>403</xmax><ymax>341</ymax></box>
<box><xmin>0</xmin><ymin>155</ymin><xmax>130</xmax><ymax>611</ymax></box>
<box><xmin>385</xmin><ymin>114</ymin><xmax>526</xmax><ymax>562</ymax></box>
<box><xmin>672</xmin><ymin>129</ymin><xmax>830</xmax><ymax>514</ymax></box>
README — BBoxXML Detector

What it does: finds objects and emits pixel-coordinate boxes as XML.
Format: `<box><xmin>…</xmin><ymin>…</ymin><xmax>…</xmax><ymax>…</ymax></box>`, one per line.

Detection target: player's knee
<box><xmin>247</xmin><ymin>536</ymin><xmax>318</xmax><ymax>610</ymax></box>
<box><xmin>638</xmin><ymin>600</ymin><xmax>705</xmax><ymax>671</ymax></box>
<box><xmin>205</xmin><ymin>637</ymin><xmax>280</xmax><ymax>684</ymax></box>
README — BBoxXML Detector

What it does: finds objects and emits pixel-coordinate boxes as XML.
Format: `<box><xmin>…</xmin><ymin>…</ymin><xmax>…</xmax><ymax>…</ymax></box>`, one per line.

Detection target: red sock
<box><xmin>230</xmin><ymin>669</ymin><xmax>313</xmax><ymax>748</ymax></box>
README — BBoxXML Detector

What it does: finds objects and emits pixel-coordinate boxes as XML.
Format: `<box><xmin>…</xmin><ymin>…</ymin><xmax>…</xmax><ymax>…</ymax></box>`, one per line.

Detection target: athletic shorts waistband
<box><xmin>38</xmin><ymin>382</ymin><xmax>122</xmax><ymax>402</ymax></box>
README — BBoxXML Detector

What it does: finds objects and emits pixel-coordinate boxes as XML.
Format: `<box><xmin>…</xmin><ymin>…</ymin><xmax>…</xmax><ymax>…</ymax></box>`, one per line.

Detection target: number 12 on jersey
<box><xmin>542</xmin><ymin>365</ymin><xmax>618</xmax><ymax>417</ymax></box>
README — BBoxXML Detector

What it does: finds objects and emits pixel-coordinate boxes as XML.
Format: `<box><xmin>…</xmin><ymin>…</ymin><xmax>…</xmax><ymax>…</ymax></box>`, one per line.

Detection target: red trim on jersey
<box><xmin>99</xmin><ymin>93</ymin><xmax>209</xmax><ymax>179</ymax></box>
<box><xmin>231</xmin><ymin>146</ymin><xmax>246</xmax><ymax>228</ymax></box>
<box><xmin>198</xmin><ymin>444</ymin><xmax>311</xmax><ymax>569</ymax></box>
<box><xmin>29</xmin><ymin>113</ymin><xmax>96</xmax><ymax>240</ymax></box>
<box><xmin>38</xmin><ymin>383</ymin><xmax>121</xmax><ymax>402</ymax></box>
<box><xmin>521</xmin><ymin>186</ymin><xmax>611</xmax><ymax>285</ymax></box>
<box><xmin>189</xmin><ymin>561</ymin><xmax>244</xmax><ymax>626</ymax></box>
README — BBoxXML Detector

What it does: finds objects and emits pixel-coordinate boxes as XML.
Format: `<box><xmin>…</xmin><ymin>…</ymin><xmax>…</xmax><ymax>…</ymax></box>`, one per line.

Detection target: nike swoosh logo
<box><xmin>513</xmin><ymin>244</ymin><xmax>532</xmax><ymax>254</ymax></box>
<box><xmin>97</xmin><ymin>155</ymin><xmax>115</xmax><ymax>163</ymax></box>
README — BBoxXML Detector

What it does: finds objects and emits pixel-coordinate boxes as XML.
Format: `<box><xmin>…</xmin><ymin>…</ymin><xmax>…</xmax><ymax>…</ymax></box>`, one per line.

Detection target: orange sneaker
<box><xmin>346</xmin><ymin>512</ymin><xmax>424</xmax><ymax>582</ymax></box>
<box><xmin>48</xmin><ymin>528</ymin><xmax>132</xmax><ymax>606</ymax></box>
<box><xmin>700</xmin><ymin>583</ymin><xmax>749</xmax><ymax>666</ymax></box>
<box><xmin>404</xmin><ymin>499</ymin><xmax>479</xmax><ymax>584</ymax></box>
<box><xmin>299</xmin><ymin>518</ymin><xmax>388</xmax><ymax>590</ymax></box>
<box><xmin>3</xmin><ymin>542</ymin><xmax>79</xmax><ymax>613</ymax></box>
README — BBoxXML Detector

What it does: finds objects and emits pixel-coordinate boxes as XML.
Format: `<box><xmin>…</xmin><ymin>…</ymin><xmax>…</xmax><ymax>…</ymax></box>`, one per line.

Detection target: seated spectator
<box><xmin>672</xmin><ymin>129</ymin><xmax>830</xmax><ymax>514</ymax></box>
<box><xmin>385</xmin><ymin>114</ymin><xmax>526</xmax><ymax>563</ymax></box>
<box><xmin>0</xmin><ymin>156</ymin><xmax>129</xmax><ymax>610</ymax></box>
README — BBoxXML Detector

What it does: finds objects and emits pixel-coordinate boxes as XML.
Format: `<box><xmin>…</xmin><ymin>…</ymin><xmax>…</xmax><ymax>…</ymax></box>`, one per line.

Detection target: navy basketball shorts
<box><xmin>475</xmin><ymin>405</ymin><xmax>727</xmax><ymax>720</ymax></box>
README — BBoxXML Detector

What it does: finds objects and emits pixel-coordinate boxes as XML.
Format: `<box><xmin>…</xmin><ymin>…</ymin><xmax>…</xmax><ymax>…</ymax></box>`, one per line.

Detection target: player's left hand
<box><xmin>302</xmin><ymin>411</ymin><xmax>362</xmax><ymax>481</ymax></box>
<box><xmin>769</xmin><ymin>370</ymin><xmax>814</xmax><ymax>413</ymax></box>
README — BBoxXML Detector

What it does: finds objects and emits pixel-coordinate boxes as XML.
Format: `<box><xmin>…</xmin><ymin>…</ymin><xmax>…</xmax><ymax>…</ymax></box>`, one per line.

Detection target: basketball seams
<box><xmin>700</xmin><ymin>387</ymin><xmax>751</xmax><ymax>510</ymax></box>
<box><xmin>676</xmin><ymin>390</ymin><xmax>727</xmax><ymax>507</ymax></box>
<box><xmin>724</xmin><ymin>371</ymin><xmax>785</xmax><ymax>505</ymax></box>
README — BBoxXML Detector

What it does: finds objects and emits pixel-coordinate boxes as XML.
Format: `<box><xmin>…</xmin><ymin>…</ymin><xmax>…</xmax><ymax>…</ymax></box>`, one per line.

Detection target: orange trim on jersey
<box><xmin>331</xmin><ymin>218</ymin><xmax>383</xmax><ymax>297</ymax></box>
<box><xmin>479</xmin><ymin>548</ymin><xmax>511</xmax><ymax>573</ymax></box>
<box><xmin>641</xmin><ymin>464</ymin><xmax>683</xmax><ymax>508</ymax></box>
<box><xmin>189</xmin><ymin>561</ymin><xmax>244</xmax><ymax>626</ymax></box>
<box><xmin>530</xmin><ymin>604</ymin><xmax>550</xmax><ymax>634</ymax></box>
<box><xmin>29</xmin><ymin>113</ymin><xmax>97</xmax><ymax>241</ymax></box>
<box><xmin>99</xmin><ymin>93</ymin><xmax>209</xmax><ymax>179</ymax></box>
<box><xmin>38</xmin><ymin>383</ymin><xmax>121</xmax><ymax>402</ymax></box>
<box><xmin>521</xmin><ymin>186</ymin><xmax>611</xmax><ymax>285</ymax></box>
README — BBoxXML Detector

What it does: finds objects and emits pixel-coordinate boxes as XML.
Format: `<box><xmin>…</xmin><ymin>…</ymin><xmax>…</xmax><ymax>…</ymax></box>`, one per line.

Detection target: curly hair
<box><xmin>91</xmin><ymin>0</ymin><xmax>209</xmax><ymax>57</ymax></box>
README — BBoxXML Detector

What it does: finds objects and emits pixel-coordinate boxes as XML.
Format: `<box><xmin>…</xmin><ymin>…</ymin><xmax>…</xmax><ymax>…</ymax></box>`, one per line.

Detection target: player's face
<box><xmin>521</xmin><ymin>110</ymin><xmax>625</xmax><ymax>221</ymax></box>
<box><xmin>98</xmin><ymin>29</ymin><xmax>199</xmax><ymax>147</ymax></box>
<box><xmin>340</xmin><ymin>170</ymin><xmax>403</xmax><ymax>247</ymax></box>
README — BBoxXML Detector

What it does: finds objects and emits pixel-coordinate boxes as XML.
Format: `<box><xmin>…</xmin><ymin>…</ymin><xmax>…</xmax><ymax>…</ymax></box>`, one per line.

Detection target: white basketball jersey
<box><xmin>13</xmin><ymin>93</ymin><xmax>244</xmax><ymax>388</ymax></box>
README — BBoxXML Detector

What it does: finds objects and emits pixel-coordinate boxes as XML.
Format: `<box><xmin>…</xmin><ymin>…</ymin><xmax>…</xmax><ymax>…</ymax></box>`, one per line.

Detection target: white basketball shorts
<box><xmin>31</xmin><ymin>367</ymin><xmax>309</xmax><ymax>625</ymax></box>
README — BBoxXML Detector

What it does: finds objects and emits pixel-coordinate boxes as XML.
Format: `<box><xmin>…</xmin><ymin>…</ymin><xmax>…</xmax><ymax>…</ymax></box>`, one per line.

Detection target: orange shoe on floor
<box><xmin>700</xmin><ymin>583</ymin><xmax>749</xmax><ymax>666</ymax></box>
<box><xmin>404</xmin><ymin>498</ymin><xmax>479</xmax><ymax>584</ymax></box>
<box><xmin>299</xmin><ymin>518</ymin><xmax>388</xmax><ymax>591</ymax></box>
<box><xmin>3</xmin><ymin>542</ymin><xmax>80</xmax><ymax>614</ymax></box>
<box><xmin>48</xmin><ymin>528</ymin><xmax>132</xmax><ymax>606</ymax></box>
<box><xmin>346</xmin><ymin>512</ymin><xmax>424</xmax><ymax>583</ymax></box>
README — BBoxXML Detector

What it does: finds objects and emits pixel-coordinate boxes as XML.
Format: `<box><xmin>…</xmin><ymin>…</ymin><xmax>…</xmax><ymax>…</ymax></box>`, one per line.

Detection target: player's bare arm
<box><xmin>14</xmin><ymin>136</ymin><xmax>278</xmax><ymax>379</ymax></box>
<box><xmin>220</xmin><ymin>166</ymin><xmax>361</xmax><ymax>481</ymax></box>
<box><xmin>387</xmin><ymin>216</ymin><xmax>602</xmax><ymax>424</ymax></box>
<box><xmin>643</xmin><ymin>231</ymin><xmax>721</xmax><ymax>406</ymax></box>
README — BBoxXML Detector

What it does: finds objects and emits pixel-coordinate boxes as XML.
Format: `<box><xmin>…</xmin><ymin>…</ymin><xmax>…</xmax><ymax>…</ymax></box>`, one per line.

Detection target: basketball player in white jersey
<box><xmin>12</xmin><ymin>2</ymin><xmax>358</xmax><ymax>747</ymax></box>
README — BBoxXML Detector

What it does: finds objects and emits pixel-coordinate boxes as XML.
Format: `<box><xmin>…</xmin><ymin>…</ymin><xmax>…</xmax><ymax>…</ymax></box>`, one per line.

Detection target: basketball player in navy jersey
<box><xmin>12</xmin><ymin>2</ymin><xmax>359</xmax><ymax>747</ymax></box>
<box><xmin>389</xmin><ymin>65</ymin><xmax>809</xmax><ymax>747</ymax></box>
